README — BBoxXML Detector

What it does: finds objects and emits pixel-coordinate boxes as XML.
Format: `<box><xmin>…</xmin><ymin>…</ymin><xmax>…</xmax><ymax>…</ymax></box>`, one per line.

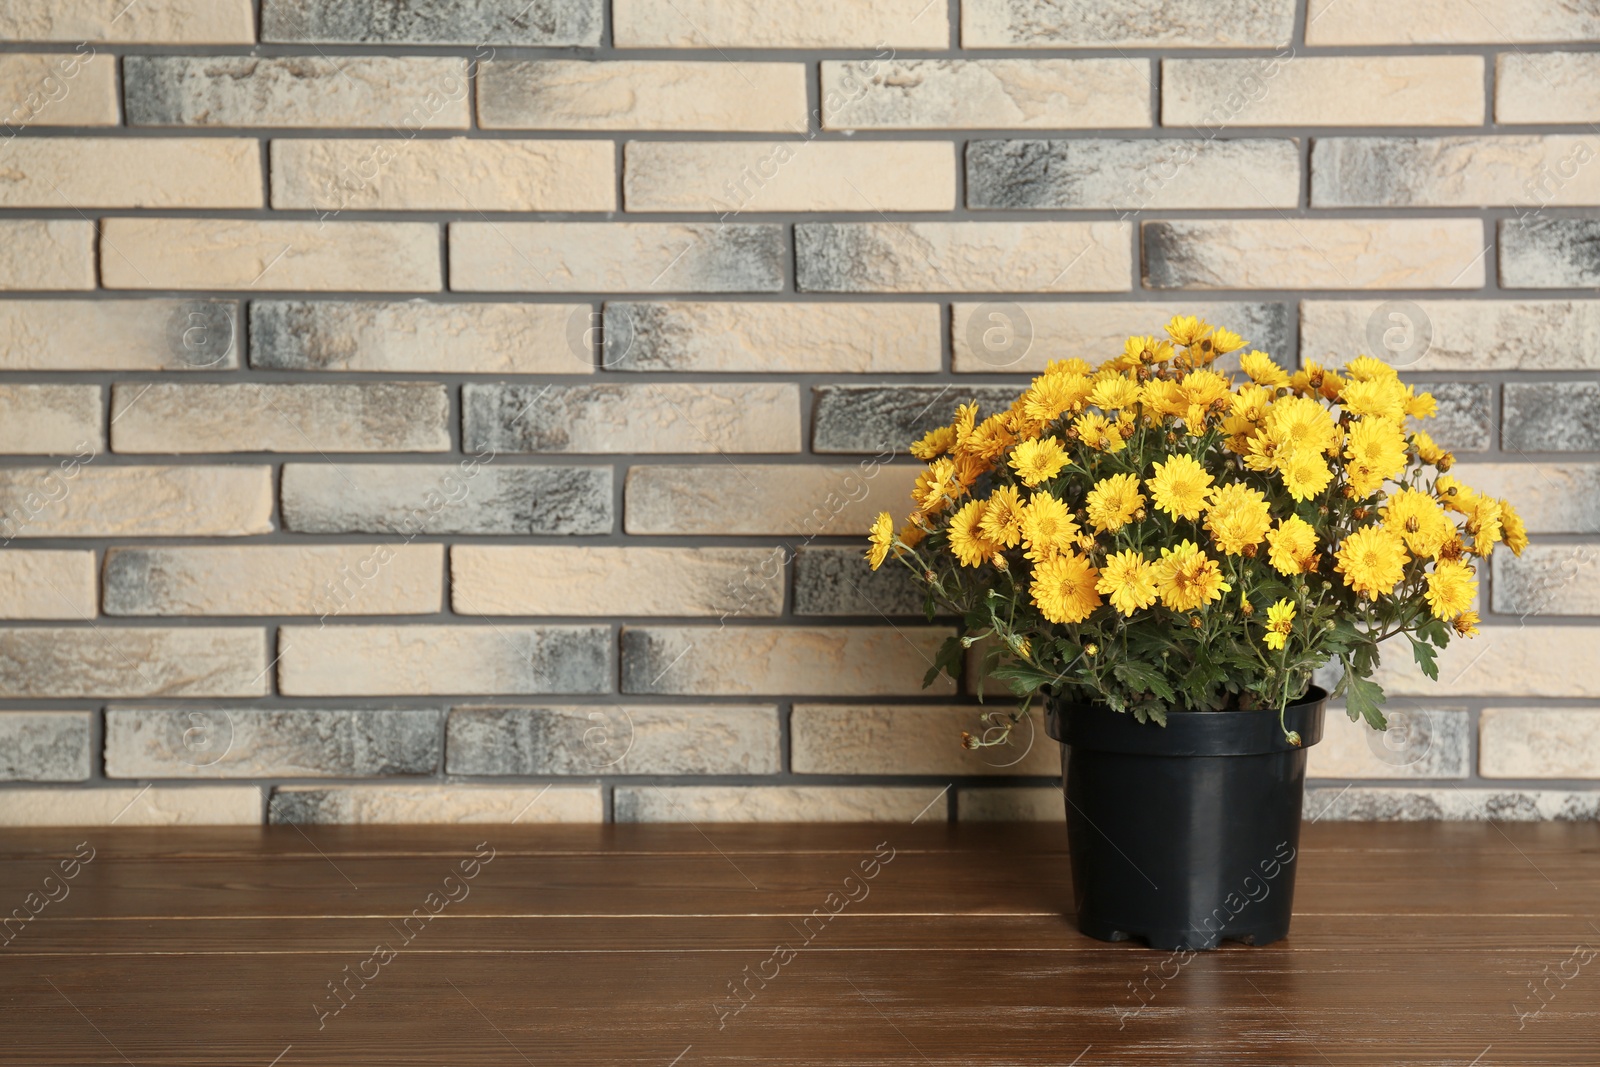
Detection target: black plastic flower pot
<box><xmin>1044</xmin><ymin>687</ymin><xmax>1327</xmax><ymax>951</ymax></box>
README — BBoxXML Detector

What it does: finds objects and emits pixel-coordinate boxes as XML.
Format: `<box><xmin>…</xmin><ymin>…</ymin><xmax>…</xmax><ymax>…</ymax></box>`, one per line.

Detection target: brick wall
<box><xmin>0</xmin><ymin>0</ymin><xmax>1596</xmax><ymax>826</ymax></box>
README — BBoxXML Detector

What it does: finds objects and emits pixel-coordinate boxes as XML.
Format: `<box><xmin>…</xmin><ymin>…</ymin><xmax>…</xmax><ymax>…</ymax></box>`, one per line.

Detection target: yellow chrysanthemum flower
<box><xmin>1204</xmin><ymin>481</ymin><xmax>1273</xmax><ymax>555</ymax></box>
<box><xmin>1466</xmin><ymin>497</ymin><xmax>1503</xmax><ymax>555</ymax></box>
<box><xmin>909</xmin><ymin>424</ymin><xmax>956</xmax><ymax>461</ymax></box>
<box><xmin>1240</xmin><ymin>350</ymin><xmax>1289</xmax><ymax>388</ymax></box>
<box><xmin>911</xmin><ymin>457</ymin><xmax>962</xmax><ymax>515</ymax></box>
<box><xmin>866</xmin><ymin>511</ymin><xmax>894</xmax><ymax>570</ymax></box>
<box><xmin>1096</xmin><ymin>549</ymin><xmax>1159</xmax><ymax>616</ymax></box>
<box><xmin>1023</xmin><ymin>372</ymin><xmax>1093</xmax><ymax>426</ymax></box>
<box><xmin>1073</xmin><ymin>411</ymin><xmax>1126</xmax><ymax>453</ymax></box>
<box><xmin>947</xmin><ymin>499</ymin><xmax>997</xmax><ymax>568</ymax></box>
<box><xmin>1264</xmin><ymin>395</ymin><xmax>1340</xmax><ymax>458</ymax></box>
<box><xmin>1140</xmin><ymin>377</ymin><xmax>1186</xmax><ymax>421</ymax></box>
<box><xmin>1424</xmin><ymin>559</ymin><xmax>1478</xmax><ymax>619</ymax></box>
<box><xmin>1435</xmin><ymin>474</ymin><xmax>1479</xmax><ymax>514</ymax></box>
<box><xmin>1265</xmin><ymin>515</ymin><xmax>1318</xmax><ymax>575</ymax></box>
<box><xmin>1045</xmin><ymin>358</ymin><xmax>1093</xmax><ymax>376</ymax></box>
<box><xmin>1031</xmin><ymin>552</ymin><xmax>1102</xmax><ymax>625</ymax></box>
<box><xmin>1340</xmin><ymin>377</ymin><xmax>1409</xmax><ymax>421</ymax></box>
<box><xmin>1452</xmin><ymin>610</ymin><xmax>1480</xmax><ymax>637</ymax></box>
<box><xmin>1344</xmin><ymin>417</ymin><xmax>1409</xmax><ymax>497</ymax></box>
<box><xmin>1263</xmin><ymin>598</ymin><xmax>1295</xmax><ymax>651</ymax></box>
<box><xmin>1500</xmin><ymin>499</ymin><xmax>1528</xmax><ymax>556</ymax></box>
<box><xmin>1411</xmin><ymin>429</ymin><xmax>1449</xmax><ymax>467</ymax></box>
<box><xmin>1404</xmin><ymin>388</ymin><xmax>1437</xmax><ymax>420</ymax></box>
<box><xmin>1380</xmin><ymin>487</ymin><xmax>1454</xmax><ymax>559</ymax></box>
<box><xmin>1153</xmin><ymin>540</ymin><xmax>1231</xmax><ymax>612</ymax></box>
<box><xmin>1179</xmin><ymin>369</ymin><xmax>1232</xmax><ymax>428</ymax></box>
<box><xmin>978</xmin><ymin>485</ymin><xmax>1026</xmax><ymax>549</ymax></box>
<box><xmin>1288</xmin><ymin>360</ymin><xmax>1328</xmax><ymax>398</ymax></box>
<box><xmin>1021</xmin><ymin>492</ymin><xmax>1079</xmax><ymax>563</ymax></box>
<box><xmin>1344</xmin><ymin>355</ymin><xmax>1398</xmax><ymax>382</ymax></box>
<box><xmin>1335</xmin><ymin>525</ymin><xmax>1409</xmax><ymax>601</ymax></box>
<box><xmin>1207</xmin><ymin>326</ymin><xmax>1246</xmax><ymax>356</ymax></box>
<box><xmin>960</xmin><ymin>413</ymin><xmax>1015</xmax><ymax>463</ymax></box>
<box><xmin>1089</xmin><ymin>375</ymin><xmax>1142</xmax><ymax>412</ymax></box>
<box><xmin>1147</xmin><ymin>454</ymin><xmax>1215</xmax><ymax>521</ymax></box>
<box><xmin>1123</xmin><ymin>334</ymin><xmax>1175</xmax><ymax>365</ymax></box>
<box><xmin>899</xmin><ymin>520</ymin><xmax>926</xmax><ymax>550</ymax></box>
<box><xmin>1084</xmin><ymin>473</ymin><xmax>1145</xmax><ymax>533</ymax></box>
<box><xmin>1009</xmin><ymin>436</ymin><xmax>1071</xmax><ymax>487</ymax></box>
<box><xmin>952</xmin><ymin>402</ymin><xmax>979</xmax><ymax>445</ymax></box>
<box><xmin>1165</xmin><ymin>314</ymin><xmax>1212</xmax><ymax>348</ymax></box>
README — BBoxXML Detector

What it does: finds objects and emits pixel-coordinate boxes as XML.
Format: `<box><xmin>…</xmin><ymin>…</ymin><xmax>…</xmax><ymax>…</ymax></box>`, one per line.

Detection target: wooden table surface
<box><xmin>1</xmin><ymin>820</ymin><xmax>1597</xmax><ymax>1066</ymax></box>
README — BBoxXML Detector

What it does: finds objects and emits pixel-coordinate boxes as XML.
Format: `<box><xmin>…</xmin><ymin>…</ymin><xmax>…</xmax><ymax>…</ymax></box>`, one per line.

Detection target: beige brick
<box><xmin>0</xmin><ymin>385</ymin><xmax>101</xmax><ymax>455</ymax></box>
<box><xmin>1144</xmin><ymin>219</ymin><xmax>1486</xmax><ymax>290</ymax></box>
<box><xmin>1301</xmin><ymin>300</ymin><xmax>1600</xmax><ymax>372</ymax></box>
<box><xmin>102</xmin><ymin>219</ymin><xmax>441</xmax><ymax>293</ymax></box>
<box><xmin>606</xmin><ymin>302</ymin><xmax>941</xmax><ymax>373</ymax></box>
<box><xmin>1314</xmin><ymin>136</ymin><xmax>1600</xmax><ymax>208</ymax></box>
<box><xmin>0</xmin><ymin>52</ymin><xmax>117</xmax><ymax>126</ymax></box>
<box><xmin>270</xmin><ymin>784</ymin><xmax>601</xmax><ymax>824</ymax></box>
<box><xmin>824</xmin><ymin>58</ymin><xmax>1149</xmax><ymax>130</ymax></box>
<box><xmin>625</xmin><ymin>464</ymin><xmax>918</xmax><ymax>536</ymax></box>
<box><xmin>614</xmin><ymin>785</ymin><xmax>951</xmax><ymax>822</ymax></box>
<box><xmin>1306</xmin><ymin>0</ymin><xmax>1600</xmax><ymax>44</ymax></box>
<box><xmin>0</xmin><ymin>786</ymin><xmax>261</xmax><ymax>826</ymax></box>
<box><xmin>0</xmin><ymin>220</ymin><xmax>95</xmax><ymax>290</ymax></box>
<box><xmin>0</xmin><ymin>465</ymin><xmax>272</xmax><ymax>540</ymax></box>
<box><xmin>953</xmin><ymin>300</ymin><xmax>1291</xmax><ymax>373</ymax></box>
<box><xmin>0</xmin><ymin>551</ymin><xmax>97</xmax><ymax>619</ymax></box>
<box><xmin>451</xmin><ymin>546</ymin><xmax>783</xmax><ymax>617</ymax></box>
<box><xmin>621</xmin><ymin>626</ymin><xmax>956</xmax><ymax>697</ymax></box>
<box><xmin>1498</xmin><ymin>53</ymin><xmax>1600</xmax><ymax>124</ymax></box>
<box><xmin>1370</xmin><ymin>626</ymin><xmax>1600</xmax><ymax>698</ymax></box>
<box><xmin>0</xmin><ymin>299</ymin><xmax>241</xmax><ymax>371</ymax></box>
<box><xmin>612</xmin><ymin>0</ymin><xmax>948</xmax><ymax>48</ymax></box>
<box><xmin>0</xmin><ymin>627</ymin><xmax>267</xmax><ymax>698</ymax></box>
<box><xmin>109</xmin><ymin>383</ymin><xmax>450</xmax><ymax>454</ymax></box>
<box><xmin>1308</xmin><ymin>707</ymin><xmax>1470</xmax><ymax>779</ymax></box>
<box><xmin>478</xmin><ymin>60</ymin><xmax>808</xmax><ymax>131</ymax></box>
<box><xmin>1493</xmin><ymin>545</ymin><xmax>1600</xmax><ymax>616</ymax></box>
<box><xmin>792</xmin><ymin>705</ymin><xmax>1057</xmax><ymax>775</ymax></box>
<box><xmin>0</xmin><ymin>1</ymin><xmax>254</xmax><ymax>43</ymax></box>
<box><xmin>624</xmin><ymin>141</ymin><xmax>956</xmax><ymax>213</ymax></box>
<box><xmin>449</xmin><ymin>222</ymin><xmax>783</xmax><ymax>294</ymax></box>
<box><xmin>1449</xmin><ymin>463</ymin><xmax>1600</xmax><ymax>534</ymax></box>
<box><xmin>250</xmin><ymin>301</ymin><xmax>592</xmax><ymax>374</ymax></box>
<box><xmin>0</xmin><ymin>138</ymin><xmax>260</xmax><ymax>208</ymax></box>
<box><xmin>1163</xmin><ymin>57</ymin><xmax>1483</xmax><ymax>127</ymax></box>
<box><xmin>1480</xmin><ymin>708</ymin><xmax>1600</xmax><ymax>779</ymax></box>
<box><xmin>277</xmin><ymin>624</ymin><xmax>610</xmax><ymax>696</ymax></box>
<box><xmin>125</xmin><ymin>56</ymin><xmax>470</xmax><ymax>129</ymax></box>
<box><xmin>798</xmin><ymin>222</ymin><xmax>1133</xmax><ymax>293</ymax></box>
<box><xmin>272</xmin><ymin>139</ymin><xmax>615</xmax><ymax>213</ymax></box>
<box><xmin>963</xmin><ymin>0</ymin><xmax>1296</xmax><ymax>48</ymax></box>
<box><xmin>104</xmin><ymin>544</ymin><xmax>443</xmax><ymax>617</ymax></box>
<box><xmin>959</xmin><ymin>787</ymin><xmax>1063</xmax><ymax>821</ymax></box>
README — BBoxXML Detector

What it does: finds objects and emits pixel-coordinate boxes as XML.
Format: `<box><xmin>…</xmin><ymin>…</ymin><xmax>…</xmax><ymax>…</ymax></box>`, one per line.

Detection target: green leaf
<box><xmin>1112</xmin><ymin>661</ymin><xmax>1177</xmax><ymax>703</ymax></box>
<box><xmin>989</xmin><ymin>663</ymin><xmax>1060</xmax><ymax>698</ymax></box>
<box><xmin>1345</xmin><ymin>673</ymin><xmax>1389</xmax><ymax>732</ymax></box>
<box><xmin>923</xmin><ymin>636</ymin><xmax>965</xmax><ymax>690</ymax></box>
<box><xmin>1408</xmin><ymin>635</ymin><xmax>1439</xmax><ymax>681</ymax></box>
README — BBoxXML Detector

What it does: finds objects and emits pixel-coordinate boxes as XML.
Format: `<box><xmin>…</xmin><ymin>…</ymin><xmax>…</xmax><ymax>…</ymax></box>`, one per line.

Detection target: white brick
<box><xmin>0</xmin><ymin>551</ymin><xmax>96</xmax><ymax>619</ymax></box>
<box><xmin>0</xmin><ymin>221</ymin><xmax>94</xmax><ymax>290</ymax></box>
<box><xmin>823</xmin><ymin>59</ymin><xmax>1150</xmax><ymax>130</ymax></box>
<box><xmin>0</xmin><ymin>300</ymin><xmax>241</xmax><ymax>371</ymax></box>
<box><xmin>1370</xmin><ymin>626</ymin><xmax>1600</xmax><ymax>698</ymax></box>
<box><xmin>1309</xmin><ymin>707</ymin><xmax>1471</xmax><ymax>779</ymax></box>
<box><xmin>1480</xmin><ymin>709</ymin><xmax>1600</xmax><ymax>779</ymax></box>
<box><xmin>1451</xmin><ymin>463</ymin><xmax>1600</xmax><ymax>534</ymax></box>
<box><xmin>0</xmin><ymin>1</ymin><xmax>254</xmax><ymax>43</ymax></box>
<box><xmin>613</xmin><ymin>0</ymin><xmax>948</xmax><ymax>48</ymax></box>
<box><xmin>1163</xmin><ymin>57</ymin><xmax>1484</xmax><ymax>127</ymax></box>
<box><xmin>1313</xmin><ymin>136</ymin><xmax>1600</xmax><ymax>208</ymax></box>
<box><xmin>1306</xmin><ymin>0</ymin><xmax>1600</xmax><ymax>44</ymax></box>
<box><xmin>0</xmin><ymin>52</ymin><xmax>117</xmax><ymax>126</ymax></box>
<box><xmin>0</xmin><ymin>786</ymin><xmax>261</xmax><ymax>826</ymax></box>
<box><xmin>0</xmin><ymin>466</ymin><xmax>273</xmax><ymax>539</ymax></box>
<box><xmin>451</xmin><ymin>546</ymin><xmax>783</xmax><ymax>617</ymax></box>
<box><xmin>478</xmin><ymin>60</ymin><xmax>808</xmax><ymax>131</ymax></box>
<box><xmin>0</xmin><ymin>385</ymin><xmax>101</xmax><ymax>454</ymax></box>
<box><xmin>624</xmin><ymin>464</ymin><xmax>917</xmax><ymax>536</ymax></box>
<box><xmin>1497</xmin><ymin>53</ymin><xmax>1600</xmax><ymax>125</ymax></box>
<box><xmin>963</xmin><ymin>0</ymin><xmax>1295</xmax><ymax>48</ymax></box>
<box><xmin>0</xmin><ymin>138</ymin><xmax>260</xmax><ymax>208</ymax></box>
<box><xmin>1300</xmin><ymin>300</ymin><xmax>1600</xmax><ymax>372</ymax></box>
<box><xmin>792</xmin><ymin>705</ymin><xmax>1058</xmax><ymax>775</ymax></box>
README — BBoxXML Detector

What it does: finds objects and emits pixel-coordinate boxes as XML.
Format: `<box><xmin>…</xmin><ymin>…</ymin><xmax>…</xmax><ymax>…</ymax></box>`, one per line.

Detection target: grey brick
<box><xmin>1304</xmin><ymin>787</ymin><xmax>1600</xmax><ymax>821</ymax></box>
<box><xmin>967</xmin><ymin>139</ymin><xmax>1299</xmax><ymax>210</ymax></box>
<box><xmin>261</xmin><ymin>0</ymin><xmax>601</xmax><ymax>45</ymax></box>
<box><xmin>124</xmin><ymin>55</ymin><xmax>471</xmax><ymax>128</ymax></box>
<box><xmin>463</xmin><ymin>383</ymin><xmax>800</xmax><ymax>455</ymax></box>
<box><xmin>1493</xmin><ymin>545</ymin><xmax>1600</xmax><ymax>616</ymax></box>
<box><xmin>269</xmin><ymin>783</ymin><xmax>601</xmax><ymax>824</ymax></box>
<box><xmin>1413</xmin><ymin>381</ymin><xmax>1492</xmax><ymax>453</ymax></box>
<box><xmin>793</xmin><ymin>546</ymin><xmax>927</xmax><ymax>618</ymax></box>
<box><xmin>0</xmin><ymin>628</ymin><xmax>267</xmax><ymax>698</ymax></box>
<box><xmin>1500</xmin><ymin>218</ymin><xmax>1600</xmax><ymax>288</ymax></box>
<box><xmin>962</xmin><ymin>0</ymin><xmax>1295</xmax><ymax>47</ymax></box>
<box><xmin>0</xmin><ymin>711</ymin><xmax>90</xmax><ymax>782</ymax></box>
<box><xmin>446</xmin><ymin>705</ymin><xmax>780</xmax><ymax>776</ymax></box>
<box><xmin>811</xmin><ymin>385</ymin><xmax>1017</xmax><ymax>455</ymax></box>
<box><xmin>281</xmin><ymin>464</ymin><xmax>612</xmax><ymax>535</ymax></box>
<box><xmin>105</xmin><ymin>708</ymin><xmax>441</xmax><ymax>779</ymax></box>
<box><xmin>0</xmin><ymin>299</ymin><xmax>241</xmax><ymax>371</ymax></box>
<box><xmin>1504</xmin><ymin>382</ymin><xmax>1600</xmax><ymax>452</ymax></box>
<box><xmin>1312</xmin><ymin>136</ymin><xmax>1600</xmax><ymax>207</ymax></box>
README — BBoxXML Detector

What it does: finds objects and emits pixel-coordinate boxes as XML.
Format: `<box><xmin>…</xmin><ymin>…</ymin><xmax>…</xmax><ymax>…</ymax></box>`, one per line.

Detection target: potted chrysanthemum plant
<box><xmin>865</xmin><ymin>315</ymin><xmax>1526</xmax><ymax>950</ymax></box>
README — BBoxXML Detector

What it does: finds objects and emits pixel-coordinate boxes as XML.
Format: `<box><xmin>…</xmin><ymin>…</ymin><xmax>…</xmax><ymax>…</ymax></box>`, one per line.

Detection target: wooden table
<box><xmin>1</xmin><ymin>821</ymin><xmax>1596</xmax><ymax>1065</ymax></box>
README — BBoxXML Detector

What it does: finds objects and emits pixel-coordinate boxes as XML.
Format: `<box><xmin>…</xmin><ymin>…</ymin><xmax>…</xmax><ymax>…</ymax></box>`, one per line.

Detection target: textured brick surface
<box><xmin>1305</xmin><ymin>0</ymin><xmax>1600</xmax><ymax>45</ymax></box>
<box><xmin>0</xmin><ymin>711</ymin><xmax>91</xmax><ymax>781</ymax></box>
<box><xmin>968</xmin><ymin>138</ymin><xmax>1298</xmax><ymax>210</ymax></box>
<box><xmin>792</xmin><ymin>546</ymin><xmax>926</xmax><ymax>617</ymax></box>
<box><xmin>1503</xmin><ymin>382</ymin><xmax>1600</xmax><ymax>453</ymax></box>
<box><xmin>811</xmin><ymin>384</ymin><xmax>1016</xmax><ymax>454</ymax></box>
<box><xmin>463</xmin><ymin>383</ymin><xmax>800</xmax><ymax>454</ymax></box>
<box><xmin>281</xmin><ymin>464</ymin><xmax>613</xmax><ymax>536</ymax></box>
<box><xmin>614</xmin><ymin>785</ymin><xmax>951</xmax><ymax>822</ymax></box>
<box><xmin>798</xmin><ymin>222</ymin><xmax>1132</xmax><ymax>293</ymax></box>
<box><xmin>624</xmin><ymin>141</ymin><xmax>956</xmax><ymax>213</ymax></box>
<box><xmin>451</xmin><ymin>546</ymin><xmax>783</xmax><ymax>617</ymax></box>
<box><xmin>0</xmin><ymin>52</ymin><xmax>117</xmax><ymax>125</ymax></box>
<box><xmin>110</xmin><ymin>383</ymin><xmax>450</xmax><ymax>454</ymax></box>
<box><xmin>0</xmin><ymin>220</ymin><xmax>95</xmax><ymax>290</ymax></box>
<box><xmin>1480</xmin><ymin>709</ymin><xmax>1600</xmax><ymax>779</ymax></box>
<box><xmin>0</xmin><ymin>550</ymin><xmax>98</xmax><ymax>619</ymax></box>
<box><xmin>278</xmin><ymin>624</ymin><xmax>611</xmax><ymax>696</ymax></box>
<box><xmin>1417</xmin><ymin>382</ymin><xmax>1493</xmax><ymax>453</ymax></box>
<box><xmin>793</xmin><ymin>705</ymin><xmax>1057</xmax><ymax>775</ymax></box>
<box><xmin>1309</xmin><ymin>708</ymin><xmax>1471</xmax><ymax>779</ymax></box>
<box><xmin>0</xmin><ymin>786</ymin><xmax>261</xmax><ymax>827</ymax></box>
<box><xmin>604</xmin><ymin>302</ymin><xmax>941</xmax><ymax>373</ymax></box>
<box><xmin>612</xmin><ymin>0</ymin><xmax>948</xmax><ymax>47</ymax></box>
<box><xmin>0</xmin><ymin>385</ymin><xmax>102</xmax><ymax>455</ymax></box>
<box><xmin>0</xmin><ymin>627</ymin><xmax>267</xmax><ymax>698</ymax></box>
<box><xmin>0</xmin><ymin>467</ymin><xmax>273</xmax><ymax>539</ymax></box>
<box><xmin>1314</xmin><ymin>137</ymin><xmax>1600</xmax><ymax>207</ymax></box>
<box><xmin>479</xmin><ymin>60</ymin><xmax>808</xmax><ymax>131</ymax></box>
<box><xmin>0</xmin><ymin>299</ymin><xmax>242</xmax><ymax>371</ymax></box>
<box><xmin>620</xmin><ymin>626</ymin><xmax>955</xmax><ymax>696</ymax></box>
<box><xmin>824</xmin><ymin>59</ymin><xmax>1149</xmax><ymax>130</ymax></box>
<box><xmin>273</xmin><ymin>139</ymin><xmax>615</xmax><ymax>212</ymax></box>
<box><xmin>105</xmin><ymin>707</ymin><xmax>441</xmax><ymax>779</ymax></box>
<box><xmin>1497</xmin><ymin>53</ymin><xmax>1600</xmax><ymax>124</ymax></box>
<box><xmin>963</xmin><ymin>0</ymin><xmax>1295</xmax><ymax>47</ymax></box>
<box><xmin>125</xmin><ymin>56</ymin><xmax>471</xmax><ymax>128</ymax></box>
<box><xmin>1304</xmin><ymin>787</ymin><xmax>1600</xmax><ymax>822</ymax></box>
<box><xmin>1491</xmin><ymin>545</ymin><xmax>1600</xmax><ymax>616</ymax></box>
<box><xmin>1164</xmin><ymin>58</ymin><xmax>1484</xmax><ymax>127</ymax></box>
<box><xmin>103</xmin><ymin>544</ymin><xmax>443</xmax><ymax>617</ymax></box>
<box><xmin>269</xmin><ymin>784</ymin><xmax>602</xmax><ymax>824</ymax></box>
<box><xmin>1370</xmin><ymin>627</ymin><xmax>1600</xmax><ymax>697</ymax></box>
<box><xmin>1500</xmin><ymin>218</ymin><xmax>1600</xmax><ymax>288</ymax></box>
<box><xmin>0</xmin><ymin>1</ymin><xmax>254</xmax><ymax>43</ymax></box>
<box><xmin>1452</xmin><ymin>464</ymin><xmax>1600</xmax><ymax>534</ymax></box>
<box><xmin>1300</xmin><ymin>300</ymin><xmax>1600</xmax><ymax>372</ymax></box>
<box><xmin>450</xmin><ymin>223</ymin><xmax>785</xmax><ymax>293</ymax></box>
<box><xmin>625</xmin><ymin>464</ymin><xmax>918</xmax><ymax>536</ymax></box>
<box><xmin>251</xmin><ymin>301</ymin><xmax>593</xmax><ymax>374</ymax></box>
<box><xmin>447</xmin><ymin>705</ymin><xmax>781</xmax><ymax>776</ymax></box>
<box><xmin>262</xmin><ymin>0</ymin><xmax>602</xmax><ymax>45</ymax></box>
<box><xmin>1144</xmin><ymin>220</ymin><xmax>1487</xmax><ymax>290</ymax></box>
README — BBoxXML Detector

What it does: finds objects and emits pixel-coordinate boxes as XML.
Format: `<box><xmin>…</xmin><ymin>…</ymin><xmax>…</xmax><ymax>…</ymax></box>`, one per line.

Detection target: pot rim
<box><xmin>1044</xmin><ymin>685</ymin><xmax>1327</xmax><ymax>757</ymax></box>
